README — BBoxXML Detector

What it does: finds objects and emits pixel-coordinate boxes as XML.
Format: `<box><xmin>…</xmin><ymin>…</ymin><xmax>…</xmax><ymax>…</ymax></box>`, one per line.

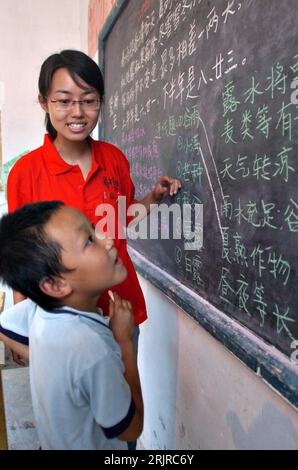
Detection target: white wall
<box><xmin>0</xmin><ymin>0</ymin><xmax>89</xmax><ymax>165</ymax></box>
<box><xmin>138</xmin><ymin>276</ymin><xmax>298</xmax><ymax>450</ymax></box>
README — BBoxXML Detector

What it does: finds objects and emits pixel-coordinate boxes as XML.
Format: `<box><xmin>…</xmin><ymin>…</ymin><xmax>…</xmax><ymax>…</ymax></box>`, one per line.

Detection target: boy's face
<box><xmin>45</xmin><ymin>206</ymin><xmax>127</xmax><ymax>297</ymax></box>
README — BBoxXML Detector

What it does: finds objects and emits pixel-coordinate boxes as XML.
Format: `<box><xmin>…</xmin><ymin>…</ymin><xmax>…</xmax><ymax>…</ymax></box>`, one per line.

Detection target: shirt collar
<box><xmin>42</xmin><ymin>134</ymin><xmax>105</xmax><ymax>176</ymax></box>
<box><xmin>38</xmin><ymin>304</ymin><xmax>110</xmax><ymax>328</ymax></box>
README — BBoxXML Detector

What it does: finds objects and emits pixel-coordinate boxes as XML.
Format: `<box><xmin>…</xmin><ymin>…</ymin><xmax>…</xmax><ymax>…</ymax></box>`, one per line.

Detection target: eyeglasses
<box><xmin>49</xmin><ymin>98</ymin><xmax>100</xmax><ymax>111</ymax></box>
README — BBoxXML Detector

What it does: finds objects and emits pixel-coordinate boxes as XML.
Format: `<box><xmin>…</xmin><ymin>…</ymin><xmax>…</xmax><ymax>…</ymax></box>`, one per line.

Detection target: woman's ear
<box><xmin>38</xmin><ymin>94</ymin><xmax>48</xmax><ymax>113</ymax></box>
<box><xmin>39</xmin><ymin>277</ymin><xmax>72</xmax><ymax>299</ymax></box>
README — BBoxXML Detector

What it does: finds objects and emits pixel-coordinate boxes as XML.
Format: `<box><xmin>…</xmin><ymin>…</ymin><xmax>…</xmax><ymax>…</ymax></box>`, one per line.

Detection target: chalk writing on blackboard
<box><xmin>103</xmin><ymin>0</ymin><xmax>298</xmax><ymax>357</ymax></box>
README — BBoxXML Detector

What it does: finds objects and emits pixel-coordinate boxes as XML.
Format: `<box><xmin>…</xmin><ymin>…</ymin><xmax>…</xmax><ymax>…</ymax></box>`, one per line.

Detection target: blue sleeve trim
<box><xmin>0</xmin><ymin>324</ymin><xmax>29</xmax><ymax>345</ymax></box>
<box><xmin>102</xmin><ymin>398</ymin><xmax>136</xmax><ymax>439</ymax></box>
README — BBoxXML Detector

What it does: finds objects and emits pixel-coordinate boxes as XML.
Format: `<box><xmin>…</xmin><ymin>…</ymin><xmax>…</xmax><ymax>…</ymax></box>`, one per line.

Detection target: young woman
<box><xmin>2</xmin><ymin>50</ymin><xmax>181</xmax><ymax>361</ymax></box>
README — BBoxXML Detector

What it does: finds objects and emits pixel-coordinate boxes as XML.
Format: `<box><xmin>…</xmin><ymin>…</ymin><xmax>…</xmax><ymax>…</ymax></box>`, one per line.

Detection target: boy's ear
<box><xmin>38</xmin><ymin>94</ymin><xmax>49</xmax><ymax>113</ymax></box>
<box><xmin>39</xmin><ymin>277</ymin><xmax>72</xmax><ymax>299</ymax></box>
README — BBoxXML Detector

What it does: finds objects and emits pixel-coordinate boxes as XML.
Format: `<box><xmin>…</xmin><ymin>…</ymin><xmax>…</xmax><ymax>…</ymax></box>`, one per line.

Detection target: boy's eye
<box><xmin>85</xmin><ymin>235</ymin><xmax>94</xmax><ymax>246</ymax></box>
<box><xmin>59</xmin><ymin>99</ymin><xmax>71</xmax><ymax>105</ymax></box>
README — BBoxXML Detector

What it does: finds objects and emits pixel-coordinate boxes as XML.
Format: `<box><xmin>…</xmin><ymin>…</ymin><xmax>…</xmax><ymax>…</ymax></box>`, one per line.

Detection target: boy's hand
<box><xmin>108</xmin><ymin>292</ymin><xmax>135</xmax><ymax>344</ymax></box>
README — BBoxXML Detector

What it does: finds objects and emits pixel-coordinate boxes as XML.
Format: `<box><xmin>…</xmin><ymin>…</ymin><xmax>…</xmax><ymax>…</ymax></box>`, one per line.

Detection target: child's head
<box><xmin>38</xmin><ymin>49</ymin><xmax>104</xmax><ymax>140</ymax></box>
<box><xmin>0</xmin><ymin>202</ymin><xmax>127</xmax><ymax>311</ymax></box>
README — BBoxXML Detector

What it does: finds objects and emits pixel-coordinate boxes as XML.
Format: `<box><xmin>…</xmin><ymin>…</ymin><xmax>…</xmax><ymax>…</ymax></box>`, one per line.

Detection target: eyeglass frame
<box><xmin>48</xmin><ymin>98</ymin><xmax>101</xmax><ymax>111</ymax></box>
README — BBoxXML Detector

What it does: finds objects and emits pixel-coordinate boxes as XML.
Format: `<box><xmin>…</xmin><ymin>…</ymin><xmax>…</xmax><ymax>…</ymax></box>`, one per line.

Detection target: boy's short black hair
<box><xmin>0</xmin><ymin>201</ymin><xmax>71</xmax><ymax>311</ymax></box>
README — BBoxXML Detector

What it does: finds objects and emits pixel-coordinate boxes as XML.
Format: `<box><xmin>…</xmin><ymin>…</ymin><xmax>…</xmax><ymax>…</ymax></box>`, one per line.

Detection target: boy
<box><xmin>0</xmin><ymin>201</ymin><xmax>143</xmax><ymax>450</ymax></box>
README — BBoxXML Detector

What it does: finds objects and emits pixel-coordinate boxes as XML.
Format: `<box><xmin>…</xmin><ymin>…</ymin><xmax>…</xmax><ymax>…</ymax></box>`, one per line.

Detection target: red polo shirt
<box><xmin>7</xmin><ymin>134</ymin><xmax>147</xmax><ymax>325</ymax></box>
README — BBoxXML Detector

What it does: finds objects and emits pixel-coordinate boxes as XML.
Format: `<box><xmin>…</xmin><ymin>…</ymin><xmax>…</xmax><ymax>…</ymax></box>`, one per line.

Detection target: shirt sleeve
<box><xmin>80</xmin><ymin>349</ymin><xmax>135</xmax><ymax>439</ymax></box>
<box><xmin>7</xmin><ymin>159</ymin><xmax>32</xmax><ymax>213</ymax></box>
<box><xmin>0</xmin><ymin>299</ymin><xmax>36</xmax><ymax>344</ymax></box>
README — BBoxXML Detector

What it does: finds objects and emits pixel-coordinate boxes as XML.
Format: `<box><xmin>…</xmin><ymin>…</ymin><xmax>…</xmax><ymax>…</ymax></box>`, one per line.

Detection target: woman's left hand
<box><xmin>152</xmin><ymin>176</ymin><xmax>182</xmax><ymax>202</ymax></box>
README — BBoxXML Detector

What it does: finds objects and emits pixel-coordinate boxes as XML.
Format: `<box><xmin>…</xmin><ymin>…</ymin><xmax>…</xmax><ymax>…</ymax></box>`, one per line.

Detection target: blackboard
<box><xmin>100</xmin><ymin>0</ymin><xmax>298</xmax><ymax>360</ymax></box>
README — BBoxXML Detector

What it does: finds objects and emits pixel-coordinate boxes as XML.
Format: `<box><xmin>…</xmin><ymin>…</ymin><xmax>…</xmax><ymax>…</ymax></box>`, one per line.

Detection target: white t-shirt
<box><xmin>0</xmin><ymin>299</ymin><xmax>134</xmax><ymax>450</ymax></box>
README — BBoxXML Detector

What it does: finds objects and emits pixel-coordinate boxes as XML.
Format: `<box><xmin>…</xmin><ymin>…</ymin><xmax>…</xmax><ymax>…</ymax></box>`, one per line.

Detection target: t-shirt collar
<box><xmin>42</xmin><ymin>133</ymin><xmax>104</xmax><ymax>176</ymax></box>
<box><xmin>38</xmin><ymin>304</ymin><xmax>110</xmax><ymax>328</ymax></box>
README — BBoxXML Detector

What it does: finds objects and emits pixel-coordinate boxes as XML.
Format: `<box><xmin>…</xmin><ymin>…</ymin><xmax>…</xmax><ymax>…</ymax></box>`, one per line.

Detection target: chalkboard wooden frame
<box><xmin>98</xmin><ymin>0</ymin><xmax>298</xmax><ymax>409</ymax></box>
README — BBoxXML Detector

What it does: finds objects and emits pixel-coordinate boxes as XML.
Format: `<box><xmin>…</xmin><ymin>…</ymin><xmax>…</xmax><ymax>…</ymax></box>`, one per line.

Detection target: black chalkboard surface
<box><xmin>101</xmin><ymin>0</ymin><xmax>298</xmax><ymax>359</ymax></box>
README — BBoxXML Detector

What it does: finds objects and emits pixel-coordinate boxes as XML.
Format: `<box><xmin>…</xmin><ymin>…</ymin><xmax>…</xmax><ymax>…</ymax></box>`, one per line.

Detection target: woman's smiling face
<box><xmin>40</xmin><ymin>68</ymin><xmax>100</xmax><ymax>144</ymax></box>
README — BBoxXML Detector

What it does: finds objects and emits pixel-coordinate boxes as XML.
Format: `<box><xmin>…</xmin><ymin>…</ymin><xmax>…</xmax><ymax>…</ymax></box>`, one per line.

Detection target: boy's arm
<box><xmin>108</xmin><ymin>294</ymin><xmax>144</xmax><ymax>441</ymax></box>
<box><xmin>13</xmin><ymin>291</ymin><xmax>26</xmax><ymax>304</ymax></box>
<box><xmin>0</xmin><ymin>332</ymin><xmax>29</xmax><ymax>364</ymax></box>
<box><xmin>11</xmin><ymin>291</ymin><xmax>28</xmax><ymax>364</ymax></box>
<box><xmin>115</xmin><ymin>338</ymin><xmax>143</xmax><ymax>441</ymax></box>
<box><xmin>0</xmin><ymin>298</ymin><xmax>34</xmax><ymax>364</ymax></box>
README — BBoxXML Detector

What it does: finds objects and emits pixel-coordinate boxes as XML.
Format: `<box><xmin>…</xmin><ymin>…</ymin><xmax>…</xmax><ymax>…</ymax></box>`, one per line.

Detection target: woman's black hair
<box><xmin>38</xmin><ymin>49</ymin><xmax>105</xmax><ymax>139</ymax></box>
